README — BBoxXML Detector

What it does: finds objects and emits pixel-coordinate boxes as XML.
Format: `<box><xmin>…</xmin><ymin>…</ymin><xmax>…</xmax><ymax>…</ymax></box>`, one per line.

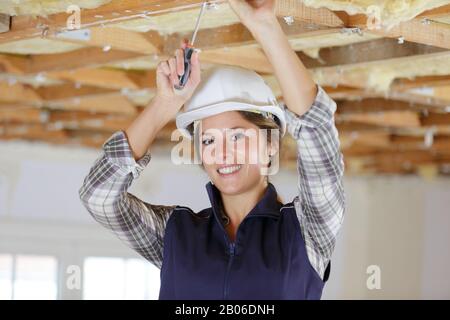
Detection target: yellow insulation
<box><xmin>0</xmin><ymin>0</ymin><xmax>110</xmax><ymax>16</ymax></box>
<box><xmin>304</xmin><ymin>0</ymin><xmax>450</xmax><ymax>28</ymax></box>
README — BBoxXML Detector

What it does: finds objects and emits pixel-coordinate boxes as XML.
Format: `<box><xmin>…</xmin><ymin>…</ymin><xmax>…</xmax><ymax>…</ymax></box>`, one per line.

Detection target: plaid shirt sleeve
<box><xmin>78</xmin><ymin>130</ymin><xmax>176</xmax><ymax>269</ymax></box>
<box><xmin>282</xmin><ymin>85</ymin><xmax>346</xmax><ymax>280</ymax></box>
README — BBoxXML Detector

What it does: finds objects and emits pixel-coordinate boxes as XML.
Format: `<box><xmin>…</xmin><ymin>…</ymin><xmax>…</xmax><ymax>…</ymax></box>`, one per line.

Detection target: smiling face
<box><xmin>195</xmin><ymin>110</ymin><xmax>278</xmax><ymax>196</ymax></box>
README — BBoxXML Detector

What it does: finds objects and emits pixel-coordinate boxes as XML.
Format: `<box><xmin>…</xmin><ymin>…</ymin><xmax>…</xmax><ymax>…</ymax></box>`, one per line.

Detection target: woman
<box><xmin>79</xmin><ymin>0</ymin><xmax>345</xmax><ymax>300</ymax></box>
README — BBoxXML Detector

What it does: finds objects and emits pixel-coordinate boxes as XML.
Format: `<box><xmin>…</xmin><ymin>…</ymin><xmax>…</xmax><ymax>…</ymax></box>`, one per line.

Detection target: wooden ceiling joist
<box><xmin>371</xmin><ymin>19</ymin><xmax>450</xmax><ymax>50</ymax></box>
<box><xmin>336</xmin><ymin>98</ymin><xmax>433</xmax><ymax>114</ymax></box>
<box><xmin>28</xmin><ymin>47</ymin><xmax>144</xmax><ymax>74</ymax></box>
<box><xmin>0</xmin><ymin>107</ymin><xmax>44</xmax><ymax>123</ymax></box>
<box><xmin>46</xmin><ymin>68</ymin><xmax>153</xmax><ymax>90</ymax></box>
<box><xmin>45</xmin><ymin>92</ymin><xmax>137</xmax><ymax>115</ymax></box>
<box><xmin>52</xmin><ymin>28</ymin><xmax>163</xmax><ymax>55</ymax></box>
<box><xmin>0</xmin><ymin>47</ymin><xmax>142</xmax><ymax>75</ymax></box>
<box><xmin>0</xmin><ymin>82</ymin><xmax>41</xmax><ymax>104</ymax></box>
<box><xmin>0</xmin><ymin>14</ymin><xmax>10</xmax><ymax>33</ymax></box>
<box><xmin>49</xmin><ymin>110</ymin><xmax>134</xmax><ymax>132</ymax></box>
<box><xmin>345</xmin><ymin>7</ymin><xmax>450</xmax><ymax>50</ymax></box>
<box><xmin>392</xmin><ymin>75</ymin><xmax>450</xmax><ymax>91</ymax></box>
<box><xmin>417</xmin><ymin>4</ymin><xmax>450</xmax><ymax>20</ymax></box>
<box><xmin>0</xmin><ymin>1</ymin><xmax>448</xmax><ymax>176</ymax></box>
<box><xmin>0</xmin><ymin>0</ymin><xmax>343</xmax><ymax>44</ymax></box>
<box><xmin>300</xmin><ymin>38</ymin><xmax>446</xmax><ymax>69</ymax></box>
<box><xmin>35</xmin><ymin>83</ymin><xmax>116</xmax><ymax>100</ymax></box>
<box><xmin>337</xmin><ymin>110</ymin><xmax>422</xmax><ymax>128</ymax></box>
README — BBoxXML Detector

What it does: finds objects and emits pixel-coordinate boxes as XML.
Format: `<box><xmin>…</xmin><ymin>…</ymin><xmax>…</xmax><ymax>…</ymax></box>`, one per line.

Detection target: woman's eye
<box><xmin>202</xmin><ymin>137</ymin><xmax>214</xmax><ymax>145</ymax></box>
<box><xmin>230</xmin><ymin>132</ymin><xmax>245</xmax><ymax>142</ymax></box>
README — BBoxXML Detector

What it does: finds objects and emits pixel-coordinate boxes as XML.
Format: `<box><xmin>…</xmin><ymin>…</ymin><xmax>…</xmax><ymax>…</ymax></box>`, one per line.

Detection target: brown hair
<box><xmin>187</xmin><ymin>110</ymin><xmax>284</xmax><ymax>204</ymax></box>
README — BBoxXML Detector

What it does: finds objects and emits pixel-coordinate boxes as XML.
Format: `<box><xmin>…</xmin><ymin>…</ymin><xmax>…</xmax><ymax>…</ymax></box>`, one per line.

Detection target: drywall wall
<box><xmin>0</xmin><ymin>140</ymin><xmax>450</xmax><ymax>298</ymax></box>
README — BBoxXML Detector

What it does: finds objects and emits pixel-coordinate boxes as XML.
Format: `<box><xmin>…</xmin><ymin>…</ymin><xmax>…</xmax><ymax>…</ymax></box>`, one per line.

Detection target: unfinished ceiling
<box><xmin>0</xmin><ymin>0</ymin><xmax>450</xmax><ymax>177</ymax></box>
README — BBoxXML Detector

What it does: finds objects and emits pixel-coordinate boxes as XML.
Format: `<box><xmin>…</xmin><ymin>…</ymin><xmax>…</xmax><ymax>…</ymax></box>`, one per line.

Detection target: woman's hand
<box><xmin>227</xmin><ymin>0</ymin><xmax>277</xmax><ymax>30</ymax></box>
<box><xmin>229</xmin><ymin>0</ymin><xmax>317</xmax><ymax>119</ymax></box>
<box><xmin>155</xmin><ymin>41</ymin><xmax>201</xmax><ymax>113</ymax></box>
<box><xmin>125</xmin><ymin>42</ymin><xmax>201</xmax><ymax>160</ymax></box>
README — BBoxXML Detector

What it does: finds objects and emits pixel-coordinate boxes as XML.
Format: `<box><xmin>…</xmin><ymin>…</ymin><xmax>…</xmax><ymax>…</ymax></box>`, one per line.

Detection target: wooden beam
<box><xmin>0</xmin><ymin>14</ymin><xmax>10</xmax><ymax>33</ymax></box>
<box><xmin>45</xmin><ymin>92</ymin><xmax>137</xmax><ymax>115</ymax></box>
<box><xmin>432</xmin><ymin>85</ymin><xmax>450</xmax><ymax>102</ymax></box>
<box><xmin>299</xmin><ymin>38</ymin><xmax>445</xmax><ymax>68</ymax></box>
<box><xmin>165</xmin><ymin>20</ymin><xmax>333</xmax><ymax>54</ymax></box>
<box><xmin>347</xmin><ymin>12</ymin><xmax>450</xmax><ymax>49</ymax></box>
<box><xmin>0</xmin><ymin>125</ymin><xmax>107</xmax><ymax>148</ymax></box>
<box><xmin>337</xmin><ymin>110</ymin><xmax>422</xmax><ymax>128</ymax></box>
<box><xmin>369</xmin><ymin>19</ymin><xmax>450</xmax><ymax>50</ymax></box>
<box><xmin>201</xmin><ymin>46</ymin><xmax>273</xmax><ymax>73</ymax></box>
<box><xmin>0</xmin><ymin>82</ymin><xmax>41</xmax><ymax>104</ymax></box>
<box><xmin>28</xmin><ymin>47</ymin><xmax>143</xmax><ymax>74</ymax></box>
<box><xmin>0</xmin><ymin>107</ymin><xmax>44</xmax><ymax>123</ymax></box>
<box><xmin>0</xmin><ymin>54</ymin><xmax>29</xmax><ymax>74</ymax></box>
<box><xmin>421</xmin><ymin>112</ymin><xmax>450</xmax><ymax>127</ymax></box>
<box><xmin>392</xmin><ymin>75</ymin><xmax>450</xmax><ymax>91</ymax></box>
<box><xmin>35</xmin><ymin>83</ymin><xmax>116</xmax><ymax>100</ymax></box>
<box><xmin>336</xmin><ymin>98</ymin><xmax>432</xmax><ymax>114</ymax></box>
<box><xmin>49</xmin><ymin>110</ymin><xmax>134</xmax><ymax>132</ymax></box>
<box><xmin>0</xmin><ymin>0</ymin><xmax>343</xmax><ymax>45</ymax></box>
<box><xmin>51</xmin><ymin>28</ymin><xmax>163</xmax><ymax>55</ymax></box>
<box><xmin>388</xmin><ymin>90</ymin><xmax>450</xmax><ymax>109</ymax></box>
<box><xmin>0</xmin><ymin>21</ymin><xmax>332</xmax><ymax>76</ymax></box>
<box><xmin>0</xmin><ymin>0</ymin><xmax>200</xmax><ymax>44</ymax></box>
<box><xmin>275</xmin><ymin>0</ymin><xmax>344</xmax><ymax>27</ymax></box>
<box><xmin>47</xmin><ymin>68</ymin><xmax>149</xmax><ymax>90</ymax></box>
<box><xmin>418</xmin><ymin>4</ymin><xmax>450</xmax><ymax>19</ymax></box>
<box><xmin>0</xmin><ymin>47</ymin><xmax>144</xmax><ymax>75</ymax></box>
<box><xmin>391</xmin><ymin>135</ymin><xmax>450</xmax><ymax>154</ymax></box>
<box><xmin>323</xmin><ymin>86</ymin><xmax>377</xmax><ymax>100</ymax></box>
<box><xmin>363</xmin><ymin>150</ymin><xmax>450</xmax><ymax>168</ymax></box>
<box><xmin>0</xmin><ymin>21</ymin><xmax>334</xmax><ymax>80</ymax></box>
<box><xmin>0</xmin><ymin>124</ymin><xmax>69</xmax><ymax>142</ymax></box>
<box><xmin>340</xmin><ymin>131</ymin><xmax>392</xmax><ymax>149</ymax></box>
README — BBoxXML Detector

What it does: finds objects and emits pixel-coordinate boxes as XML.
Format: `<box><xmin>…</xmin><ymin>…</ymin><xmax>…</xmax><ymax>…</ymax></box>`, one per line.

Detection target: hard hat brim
<box><xmin>175</xmin><ymin>101</ymin><xmax>287</xmax><ymax>139</ymax></box>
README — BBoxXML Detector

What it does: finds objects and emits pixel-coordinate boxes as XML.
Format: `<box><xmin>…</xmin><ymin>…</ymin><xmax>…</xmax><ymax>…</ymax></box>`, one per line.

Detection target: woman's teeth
<box><xmin>217</xmin><ymin>165</ymin><xmax>242</xmax><ymax>175</ymax></box>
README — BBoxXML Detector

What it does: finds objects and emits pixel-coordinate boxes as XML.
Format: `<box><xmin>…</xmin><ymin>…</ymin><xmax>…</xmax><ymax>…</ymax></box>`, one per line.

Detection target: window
<box><xmin>83</xmin><ymin>257</ymin><xmax>160</xmax><ymax>300</ymax></box>
<box><xmin>0</xmin><ymin>254</ymin><xmax>58</xmax><ymax>300</ymax></box>
<box><xmin>0</xmin><ymin>253</ymin><xmax>159</xmax><ymax>300</ymax></box>
<box><xmin>0</xmin><ymin>254</ymin><xmax>13</xmax><ymax>300</ymax></box>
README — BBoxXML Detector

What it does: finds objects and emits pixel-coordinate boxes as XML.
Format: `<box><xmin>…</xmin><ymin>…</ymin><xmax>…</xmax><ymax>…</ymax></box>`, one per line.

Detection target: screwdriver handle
<box><xmin>174</xmin><ymin>47</ymin><xmax>195</xmax><ymax>90</ymax></box>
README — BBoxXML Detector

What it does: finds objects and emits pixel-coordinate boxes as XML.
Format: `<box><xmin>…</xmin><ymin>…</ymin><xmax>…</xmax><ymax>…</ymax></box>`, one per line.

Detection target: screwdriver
<box><xmin>174</xmin><ymin>1</ymin><xmax>207</xmax><ymax>90</ymax></box>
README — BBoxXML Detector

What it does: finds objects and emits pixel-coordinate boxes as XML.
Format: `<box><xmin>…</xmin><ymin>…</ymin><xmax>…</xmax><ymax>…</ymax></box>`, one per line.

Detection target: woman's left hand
<box><xmin>227</xmin><ymin>0</ymin><xmax>276</xmax><ymax>30</ymax></box>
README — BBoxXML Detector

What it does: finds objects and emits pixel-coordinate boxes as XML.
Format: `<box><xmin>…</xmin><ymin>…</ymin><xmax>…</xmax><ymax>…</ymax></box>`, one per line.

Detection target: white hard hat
<box><xmin>175</xmin><ymin>66</ymin><xmax>286</xmax><ymax>138</ymax></box>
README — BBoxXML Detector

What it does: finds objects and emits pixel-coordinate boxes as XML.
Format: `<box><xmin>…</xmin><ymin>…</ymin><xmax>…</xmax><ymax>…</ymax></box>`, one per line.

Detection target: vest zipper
<box><xmin>223</xmin><ymin>242</ymin><xmax>235</xmax><ymax>299</ymax></box>
<box><xmin>214</xmin><ymin>211</ymin><xmax>277</xmax><ymax>299</ymax></box>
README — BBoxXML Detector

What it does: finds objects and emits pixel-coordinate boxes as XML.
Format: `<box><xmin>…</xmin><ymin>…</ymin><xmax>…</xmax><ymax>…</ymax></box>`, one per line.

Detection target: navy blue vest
<box><xmin>159</xmin><ymin>182</ymin><xmax>328</xmax><ymax>300</ymax></box>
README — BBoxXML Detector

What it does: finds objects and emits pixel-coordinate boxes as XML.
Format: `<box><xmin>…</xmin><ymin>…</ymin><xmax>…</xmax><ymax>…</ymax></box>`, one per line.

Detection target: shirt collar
<box><xmin>205</xmin><ymin>181</ymin><xmax>282</xmax><ymax>223</ymax></box>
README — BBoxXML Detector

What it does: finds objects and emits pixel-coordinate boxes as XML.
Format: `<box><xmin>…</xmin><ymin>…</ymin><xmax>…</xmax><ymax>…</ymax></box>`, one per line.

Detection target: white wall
<box><xmin>0</xmin><ymin>140</ymin><xmax>449</xmax><ymax>299</ymax></box>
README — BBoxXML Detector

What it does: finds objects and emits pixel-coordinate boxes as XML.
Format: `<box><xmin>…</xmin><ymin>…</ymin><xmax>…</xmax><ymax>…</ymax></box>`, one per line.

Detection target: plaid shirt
<box><xmin>79</xmin><ymin>85</ymin><xmax>345</xmax><ymax>280</ymax></box>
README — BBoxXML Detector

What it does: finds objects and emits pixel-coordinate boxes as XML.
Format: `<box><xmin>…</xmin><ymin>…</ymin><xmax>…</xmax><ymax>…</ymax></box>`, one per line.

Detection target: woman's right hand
<box><xmin>155</xmin><ymin>42</ymin><xmax>201</xmax><ymax>113</ymax></box>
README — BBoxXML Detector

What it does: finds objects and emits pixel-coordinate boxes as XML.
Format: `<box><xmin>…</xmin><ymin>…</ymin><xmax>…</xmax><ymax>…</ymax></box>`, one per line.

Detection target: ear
<box><xmin>268</xmin><ymin>140</ymin><xmax>280</xmax><ymax>157</ymax></box>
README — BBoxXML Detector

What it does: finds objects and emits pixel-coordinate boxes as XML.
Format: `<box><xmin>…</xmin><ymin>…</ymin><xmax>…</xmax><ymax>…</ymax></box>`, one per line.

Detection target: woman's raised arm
<box><xmin>228</xmin><ymin>0</ymin><xmax>346</xmax><ymax>280</ymax></box>
<box><xmin>79</xmin><ymin>44</ymin><xmax>201</xmax><ymax>268</ymax></box>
